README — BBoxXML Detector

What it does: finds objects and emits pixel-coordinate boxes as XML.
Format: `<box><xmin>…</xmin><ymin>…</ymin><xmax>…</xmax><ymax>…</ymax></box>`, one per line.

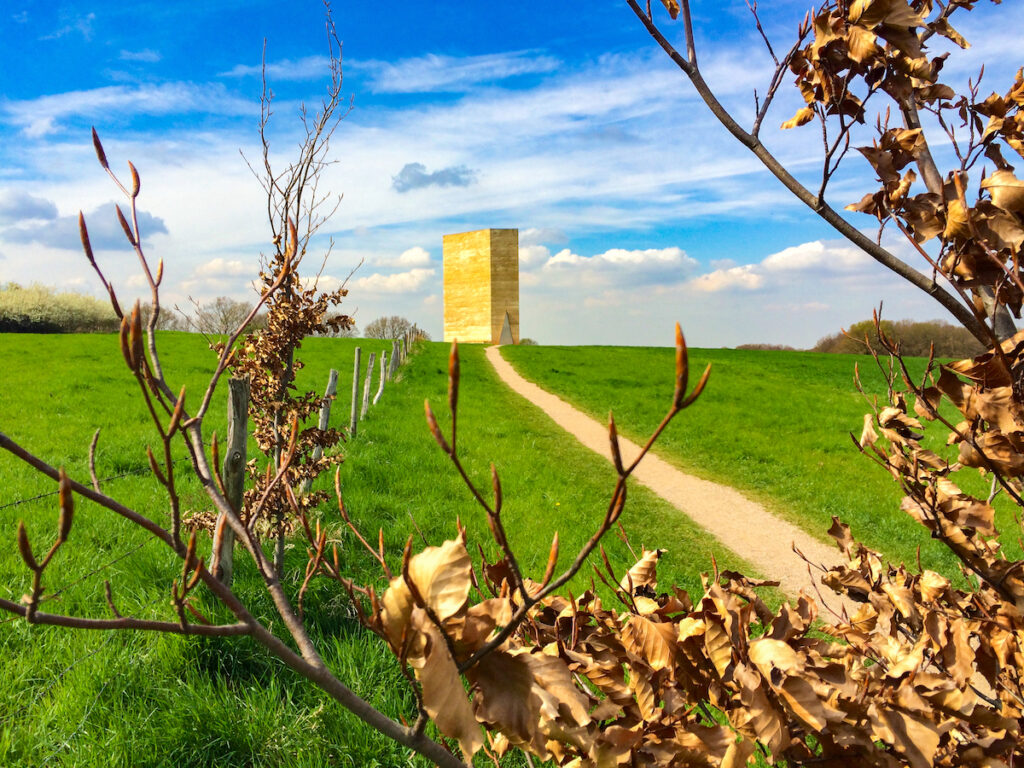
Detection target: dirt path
<box><xmin>485</xmin><ymin>346</ymin><xmax>852</xmax><ymax>609</ymax></box>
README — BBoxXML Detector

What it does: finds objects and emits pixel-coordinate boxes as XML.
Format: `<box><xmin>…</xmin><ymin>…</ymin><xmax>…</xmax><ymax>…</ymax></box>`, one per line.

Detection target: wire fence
<box><xmin>0</xmin><ymin>337</ymin><xmax>418</xmax><ymax>760</ymax></box>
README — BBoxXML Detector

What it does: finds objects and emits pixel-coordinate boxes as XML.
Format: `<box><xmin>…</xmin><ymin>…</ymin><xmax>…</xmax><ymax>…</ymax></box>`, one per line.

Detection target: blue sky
<box><xmin>1</xmin><ymin>1</ymin><xmax>1022</xmax><ymax>346</ymax></box>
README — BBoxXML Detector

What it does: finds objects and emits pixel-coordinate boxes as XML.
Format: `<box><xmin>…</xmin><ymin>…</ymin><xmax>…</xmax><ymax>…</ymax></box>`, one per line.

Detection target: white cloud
<box><xmin>194</xmin><ymin>258</ymin><xmax>250</xmax><ymax>277</ymax></box>
<box><xmin>543</xmin><ymin>246</ymin><xmax>696</xmax><ymax>274</ymax></box>
<box><xmin>376</xmin><ymin>246</ymin><xmax>432</xmax><ymax>268</ymax></box>
<box><xmin>519</xmin><ymin>227</ymin><xmax>567</xmax><ymax>247</ymax></box>
<box><xmin>688</xmin><ymin>239</ymin><xmax>882</xmax><ymax>294</ymax></box>
<box><xmin>761</xmin><ymin>240</ymin><xmax>872</xmax><ymax>273</ymax></box>
<box><xmin>351</xmin><ymin>267</ymin><xmax>435</xmax><ymax>294</ymax></box>
<box><xmin>356</xmin><ymin>50</ymin><xmax>561</xmax><ymax>94</ymax></box>
<box><xmin>690</xmin><ymin>264</ymin><xmax>763</xmax><ymax>292</ymax></box>
<box><xmin>518</xmin><ymin>244</ymin><xmax>551</xmax><ymax>267</ymax></box>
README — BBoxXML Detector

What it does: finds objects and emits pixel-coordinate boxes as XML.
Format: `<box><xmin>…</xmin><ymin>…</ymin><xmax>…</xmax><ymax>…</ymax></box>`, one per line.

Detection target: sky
<box><xmin>1</xmin><ymin>1</ymin><xmax>1022</xmax><ymax>348</ymax></box>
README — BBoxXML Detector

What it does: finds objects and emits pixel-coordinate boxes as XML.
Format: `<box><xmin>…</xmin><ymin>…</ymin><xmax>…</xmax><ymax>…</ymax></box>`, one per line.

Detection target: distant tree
<box><xmin>138</xmin><ymin>302</ymin><xmax>190</xmax><ymax>331</ymax></box>
<box><xmin>363</xmin><ymin>315</ymin><xmax>430</xmax><ymax>340</ymax></box>
<box><xmin>735</xmin><ymin>343</ymin><xmax>795</xmax><ymax>351</ymax></box>
<box><xmin>813</xmin><ymin>318</ymin><xmax>983</xmax><ymax>358</ymax></box>
<box><xmin>519</xmin><ymin>337</ymin><xmax>539</xmax><ymax>345</ymax></box>
<box><xmin>195</xmin><ymin>296</ymin><xmax>259</xmax><ymax>335</ymax></box>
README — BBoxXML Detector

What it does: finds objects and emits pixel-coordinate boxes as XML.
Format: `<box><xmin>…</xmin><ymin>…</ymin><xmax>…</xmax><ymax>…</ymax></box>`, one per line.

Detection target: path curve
<box><xmin>486</xmin><ymin>346</ymin><xmax>851</xmax><ymax>608</ymax></box>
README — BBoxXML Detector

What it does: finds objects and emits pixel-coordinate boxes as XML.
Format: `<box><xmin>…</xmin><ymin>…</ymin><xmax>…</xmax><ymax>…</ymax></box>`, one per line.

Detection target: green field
<box><xmin>499</xmin><ymin>343</ymin><xmax>1019</xmax><ymax>576</ymax></box>
<box><xmin>0</xmin><ymin>334</ymin><xmax>764</xmax><ymax>766</ymax></box>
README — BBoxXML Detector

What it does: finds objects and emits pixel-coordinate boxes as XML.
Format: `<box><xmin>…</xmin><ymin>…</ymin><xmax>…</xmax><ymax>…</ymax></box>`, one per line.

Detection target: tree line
<box><xmin>0</xmin><ymin>283</ymin><xmax>428</xmax><ymax>340</ymax></box>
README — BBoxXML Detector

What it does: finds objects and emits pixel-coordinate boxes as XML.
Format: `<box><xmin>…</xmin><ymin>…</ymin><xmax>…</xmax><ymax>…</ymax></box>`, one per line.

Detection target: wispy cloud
<box><xmin>356</xmin><ymin>50</ymin><xmax>561</xmax><ymax>94</ymax></box>
<box><xmin>219</xmin><ymin>55</ymin><xmax>329</xmax><ymax>80</ymax></box>
<box><xmin>119</xmin><ymin>49</ymin><xmax>162</xmax><ymax>63</ymax></box>
<box><xmin>3</xmin><ymin>83</ymin><xmax>254</xmax><ymax>138</ymax></box>
<box><xmin>40</xmin><ymin>11</ymin><xmax>95</xmax><ymax>41</ymax></box>
<box><xmin>392</xmin><ymin>162</ymin><xmax>477</xmax><ymax>193</ymax></box>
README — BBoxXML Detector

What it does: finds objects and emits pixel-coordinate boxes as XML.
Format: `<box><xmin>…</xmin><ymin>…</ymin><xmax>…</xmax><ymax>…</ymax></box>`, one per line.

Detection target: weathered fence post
<box><xmin>214</xmin><ymin>376</ymin><xmax>249</xmax><ymax>587</ymax></box>
<box><xmin>350</xmin><ymin>346</ymin><xmax>362</xmax><ymax>437</ymax></box>
<box><xmin>299</xmin><ymin>368</ymin><xmax>339</xmax><ymax>495</ymax></box>
<box><xmin>373</xmin><ymin>352</ymin><xmax>387</xmax><ymax>405</ymax></box>
<box><xmin>387</xmin><ymin>339</ymin><xmax>399</xmax><ymax>380</ymax></box>
<box><xmin>360</xmin><ymin>351</ymin><xmax>375</xmax><ymax>419</ymax></box>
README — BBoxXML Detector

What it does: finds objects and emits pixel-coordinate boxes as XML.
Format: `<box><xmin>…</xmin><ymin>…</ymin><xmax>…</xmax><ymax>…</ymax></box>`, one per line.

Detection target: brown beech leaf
<box><xmin>419</xmin><ymin>627</ymin><xmax>484</xmax><ymax>759</ymax></box>
<box><xmin>732</xmin><ymin>664</ymin><xmax>790</xmax><ymax>755</ymax></box>
<box><xmin>677</xmin><ymin>616</ymin><xmax>707</xmax><ymax>641</ymax></box>
<box><xmin>781</xmin><ymin>106</ymin><xmax>816</xmax><ymax>129</ymax></box>
<box><xmin>469</xmin><ymin>651</ymin><xmax>537</xmax><ymax>748</ymax></box>
<box><xmin>628</xmin><ymin>662</ymin><xmax>660</xmax><ymax>721</ymax></box>
<box><xmin>869</xmin><ymin>704</ymin><xmax>940</xmax><ymax>768</ymax></box>
<box><xmin>943</xmin><ymin>198</ymin><xmax>971</xmax><ymax>240</ymax></box>
<box><xmin>846</xmin><ymin>24</ymin><xmax>879</xmax><ymax>63</ymax></box>
<box><xmin>659</xmin><ymin>0</ymin><xmax>680</xmax><ymax>20</ymax></box>
<box><xmin>620</xmin><ymin>548</ymin><xmax>664</xmax><ymax>594</ymax></box>
<box><xmin>913</xmin><ymin>387</ymin><xmax>941</xmax><ymax>421</ymax></box>
<box><xmin>960</xmin><ymin>432</ymin><xmax>1024</xmax><ymax>476</ymax></box>
<box><xmin>459</xmin><ymin>598</ymin><xmax>513</xmax><ymax>650</ymax></box>
<box><xmin>380</xmin><ymin>575</ymin><xmax>414</xmax><ymax>649</ymax></box>
<box><xmin>622</xmin><ymin>615</ymin><xmax>677</xmax><ymax>671</ymax></box>
<box><xmin>859</xmin><ymin>413</ymin><xmax>879</xmax><ymax>447</ymax></box>
<box><xmin>408</xmin><ymin>536</ymin><xmax>472</xmax><ymax>621</ymax></box>
<box><xmin>777</xmin><ymin>676</ymin><xmax>831</xmax><ymax>731</ymax></box>
<box><xmin>981</xmin><ymin>168</ymin><xmax>1024</xmax><ymax>212</ymax></box>
<box><xmin>704</xmin><ymin>618</ymin><xmax>734</xmax><ymax>679</ymax></box>
<box><xmin>748</xmin><ymin>637</ymin><xmax>803</xmax><ymax>678</ymax></box>
<box><xmin>720</xmin><ymin>735</ymin><xmax>756</xmax><ymax>768</ymax></box>
<box><xmin>918</xmin><ymin>570</ymin><xmax>949</xmax><ymax>602</ymax></box>
<box><xmin>849</xmin><ymin>0</ymin><xmax>924</xmax><ymax>28</ymax></box>
<box><xmin>930</xmin><ymin>16</ymin><xmax>968</xmax><ymax>48</ymax></box>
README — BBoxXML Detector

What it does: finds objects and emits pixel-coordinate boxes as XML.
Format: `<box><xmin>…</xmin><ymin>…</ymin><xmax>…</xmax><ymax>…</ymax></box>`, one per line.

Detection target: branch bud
<box><xmin>424</xmin><ymin>400</ymin><xmax>451</xmax><ymax>454</ymax></box>
<box><xmin>128</xmin><ymin>161</ymin><xmax>140</xmax><ymax>198</ymax></box>
<box><xmin>57</xmin><ymin>467</ymin><xmax>74</xmax><ymax>543</ymax></box>
<box><xmin>115</xmin><ymin>205</ymin><xmax>136</xmax><ymax>246</ymax></box>
<box><xmin>673</xmin><ymin>322</ymin><xmax>688</xmax><ymax>409</ymax></box>
<box><xmin>17</xmin><ymin>522</ymin><xmax>39</xmax><ymax>572</ymax></box>
<box><xmin>91</xmin><ymin>127</ymin><xmax>109</xmax><ymax>170</ymax></box>
<box><xmin>79</xmin><ymin>212</ymin><xmax>96</xmax><ymax>268</ymax></box>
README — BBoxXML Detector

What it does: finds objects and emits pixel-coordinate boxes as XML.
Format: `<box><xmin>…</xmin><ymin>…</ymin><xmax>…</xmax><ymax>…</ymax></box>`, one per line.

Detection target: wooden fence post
<box><xmin>361</xmin><ymin>352</ymin><xmax>375</xmax><ymax>419</ymax></box>
<box><xmin>373</xmin><ymin>352</ymin><xmax>387</xmax><ymax>405</ymax></box>
<box><xmin>214</xmin><ymin>376</ymin><xmax>249</xmax><ymax>587</ymax></box>
<box><xmin>299</xmin><ymin>368</ymin><xmax>338</xmax><ymax>495</ymax></box>
<box><xmin>387</xmin><ymin>339</ymin><xmax>399</xmax><ymax>380</ymax></box>
<box><xmin>350</xmin><ymin>347</ymin><xmax>362</xmax><ymax>437</ymax></box>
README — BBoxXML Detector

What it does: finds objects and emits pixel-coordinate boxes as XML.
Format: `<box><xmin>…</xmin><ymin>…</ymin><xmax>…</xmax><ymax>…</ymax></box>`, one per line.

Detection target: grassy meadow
<box><xmin>0</xmin><ymin>333</ymin><xmax>764</xmax><ymax>766</ymax></box>
<box><xmin>499</xmin><ymin>343</ymin><xmax>1020</xmax><ymax>577</ymax></box>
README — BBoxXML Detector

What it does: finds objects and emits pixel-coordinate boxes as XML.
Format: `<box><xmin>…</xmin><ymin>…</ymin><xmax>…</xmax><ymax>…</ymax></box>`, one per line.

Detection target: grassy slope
<box><xmin>500</xmin><ymin>344</ymin><xmax>1022</xmax><ymax>576</ymax></box>
<box><xmin>0</xmin><ymin>334</ymin><xmax>760</xmax><ymax>766</ymax></box>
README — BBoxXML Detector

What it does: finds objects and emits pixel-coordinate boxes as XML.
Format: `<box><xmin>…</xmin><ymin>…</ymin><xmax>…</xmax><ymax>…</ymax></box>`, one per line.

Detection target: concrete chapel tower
<box><xmin>442</xmin><ymin>228</ymin><xmax>519</xmax><ymax>344</ymax></box>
